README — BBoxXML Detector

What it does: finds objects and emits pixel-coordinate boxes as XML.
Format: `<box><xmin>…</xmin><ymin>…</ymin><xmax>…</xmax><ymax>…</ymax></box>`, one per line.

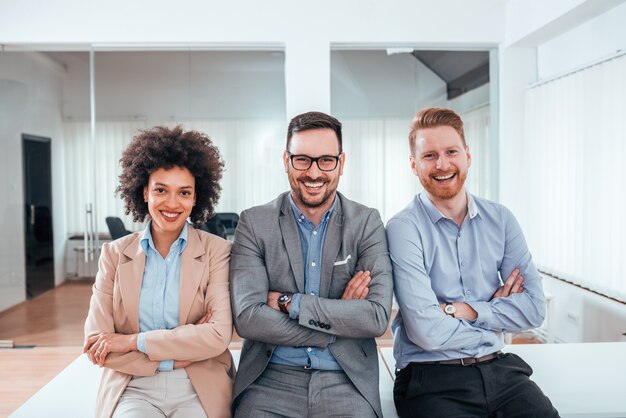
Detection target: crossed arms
<box><xmin>387</xmin><ymin>210</ymin><xmax>546</xmax><ymax>352</ymax></box>
<box><xmin>83</xmin><ymin>238</ymin><xmax>232</xmax><ymax>375</ymax></box>
<box><xmin>230</xmin><ymin>209</ymin><xmax>393</xmax><ymax>348</ymax></box>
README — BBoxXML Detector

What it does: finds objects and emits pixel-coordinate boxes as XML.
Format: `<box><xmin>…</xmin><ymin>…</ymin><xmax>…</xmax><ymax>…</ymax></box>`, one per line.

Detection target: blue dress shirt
<box><xmin>387</xmin><ymin>192</ymin><xmax>546</xmax><ymax>369</ymax></box>
<box><xmin>270</xmin><ymin>195</ymin><xmax>342</xmax><ymax>370</ymax></box>
<box><xmin>136</xmin><ymin>222</ymin><xmax>188</xmax><ymax>371</ymax></box>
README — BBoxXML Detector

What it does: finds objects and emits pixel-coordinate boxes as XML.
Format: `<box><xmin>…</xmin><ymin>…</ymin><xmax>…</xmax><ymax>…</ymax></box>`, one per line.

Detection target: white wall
<box><xmin>537</xmin><ymin>1</ymin><xmax>626</xmax><ymax>79</ymax></box>
<box><xmin>0</xmin><ymin>1</ymin><xmax>505</xmax><ymax>45</ymax></box>
<box><xmin>0</xmin><ymin>52</ymin><xmax>67</xmax><ymax>312</ymax></box>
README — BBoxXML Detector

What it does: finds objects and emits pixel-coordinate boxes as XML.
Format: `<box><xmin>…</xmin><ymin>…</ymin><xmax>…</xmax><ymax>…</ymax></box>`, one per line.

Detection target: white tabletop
<box><xmin>11</xmin><ymin>347</ymin><xmax>400</xmax><ymax>417</ymax></box>
<box><xmin>379</xmin><ymin>342</ymin><xmax>626</xmax><ymax>418</ymax></box>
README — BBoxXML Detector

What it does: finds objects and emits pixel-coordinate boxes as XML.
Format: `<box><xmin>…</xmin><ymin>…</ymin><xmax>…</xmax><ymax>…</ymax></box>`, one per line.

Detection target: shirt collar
<box><xmin>140</xmin><ymin>221</ymin><xmax>188</xmax><ymax>255</ymax></box>
<box><xmin>418</xmin><ymin>190</ymin><xmax>479</xmax><ymax>224</ymax></box>
<box><xmin>288</xmin><ymin>193</ymin><xmax>337</xmax><ymax>226</ymax></box>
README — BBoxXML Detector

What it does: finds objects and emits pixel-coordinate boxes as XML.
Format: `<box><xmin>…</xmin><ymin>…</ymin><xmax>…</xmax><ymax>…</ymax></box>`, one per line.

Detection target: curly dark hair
<box><xmin>116</xmin><ymin>125</ymin><xmax>224</xmax><ymax>224</ymax></box>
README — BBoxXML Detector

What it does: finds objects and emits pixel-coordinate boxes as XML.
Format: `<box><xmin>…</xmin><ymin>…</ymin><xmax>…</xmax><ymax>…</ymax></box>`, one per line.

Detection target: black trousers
<box><xmin>394</xmin><ymin>353</ymin><xmax>560</xmax><ymax>418</ymax></box>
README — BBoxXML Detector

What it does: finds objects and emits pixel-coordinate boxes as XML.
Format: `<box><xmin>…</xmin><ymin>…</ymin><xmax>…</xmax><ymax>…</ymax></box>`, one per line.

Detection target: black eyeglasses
<box><xmin>288</xmin><ymin>152</ymin><xmax>342</xmax><ymax>172</ymax></box>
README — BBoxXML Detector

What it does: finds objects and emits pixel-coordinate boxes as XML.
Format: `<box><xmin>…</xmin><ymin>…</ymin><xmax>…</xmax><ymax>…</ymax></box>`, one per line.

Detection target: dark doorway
<box><xmin>22</xmin><ymin>134</ymin><xmax>55</xmax><ymax>299</ymax></box>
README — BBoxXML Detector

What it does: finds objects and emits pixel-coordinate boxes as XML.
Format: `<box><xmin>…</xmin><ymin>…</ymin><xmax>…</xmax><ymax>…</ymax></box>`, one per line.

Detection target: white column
<box><xmin>284</xmin><ymin>39</ymin><xmax>331</xmax><ymax>119</ymax></box>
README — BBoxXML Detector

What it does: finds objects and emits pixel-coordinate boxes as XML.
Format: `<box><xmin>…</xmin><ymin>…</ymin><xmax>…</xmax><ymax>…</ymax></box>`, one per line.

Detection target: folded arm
<box><xmin>293</xmin><ymin>210</ymin><xmax>393</xmax><ymax>338</ymax></box>
<box><xmin>142</xmin><ymin>243</ymin><xmax>233</xmax><ymax>362</ymax></box>
<box><xmin>83</xmin><ymin>243</ymin><xmax>159</xmax><ymax>376</ymax></box>
<box><xmin>466</xmin><ymin>208</ymin><xmax>546</xmax><ymax>332</ymax></box>
<box><xmin>230</xmin><ymin>210</ymin><xmax>332</xmax><ymax>348</ymax></box>
<box><xmin>387</xmin><ymin>218</ymin><xmax>496</xmax><ymax>352</ymax></box>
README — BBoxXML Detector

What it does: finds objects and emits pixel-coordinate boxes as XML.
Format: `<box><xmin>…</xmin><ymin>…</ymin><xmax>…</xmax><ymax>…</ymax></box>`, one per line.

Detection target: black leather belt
<box><xmin>412</xmin><ymin>351</ymin><xmax>502</xmax><ymax>366</ymax></box>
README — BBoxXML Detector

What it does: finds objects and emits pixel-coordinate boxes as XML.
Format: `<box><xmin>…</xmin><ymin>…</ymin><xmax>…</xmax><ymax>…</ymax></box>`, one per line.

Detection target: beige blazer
<box><xmin>84</xmin><ymin>226</ymin><xmax>234</xmax><ymax>418</ymax></box>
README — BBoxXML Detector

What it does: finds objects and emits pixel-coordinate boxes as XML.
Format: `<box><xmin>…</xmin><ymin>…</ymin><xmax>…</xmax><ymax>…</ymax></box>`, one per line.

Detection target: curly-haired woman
<box><xmin>83</xmin><ymin>126</ymin><xmax>234</xmax><ymax>418</ymax></box>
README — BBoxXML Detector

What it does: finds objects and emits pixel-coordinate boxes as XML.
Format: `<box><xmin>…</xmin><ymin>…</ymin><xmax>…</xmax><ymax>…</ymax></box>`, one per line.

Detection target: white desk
<box><xmin>11</xmin><ymin>348</ymin><xmax>399</xmax><ymax>417</ymax></box>
<box><xmin>379</xmin><ymin>343</ymin><xmax>626</xmax><ymax>418</ymax></box>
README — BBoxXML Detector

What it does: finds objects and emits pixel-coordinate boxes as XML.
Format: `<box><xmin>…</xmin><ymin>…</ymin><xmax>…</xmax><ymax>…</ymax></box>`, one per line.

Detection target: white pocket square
<box><xmin>333</xmin><ymin>254</ymin><xmax>352</xmax><ymax>266</ymax></box>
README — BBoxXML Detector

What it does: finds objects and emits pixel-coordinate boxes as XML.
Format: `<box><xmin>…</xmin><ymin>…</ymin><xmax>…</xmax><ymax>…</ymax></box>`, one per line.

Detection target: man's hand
<box><xmin>438</xmin><ymin>302</ymin><xmax>478</xmax><ymax>321</ymax></box>
<box><xmin>83</xmin><ymin>333</ymin><xmax>137</xmax><ymax>367</ymax></box>
<box><xmin>492</xmin><ymin>268</ymin><xmax>524</xmax><ymax>299</ymax></box>
<box><xmin>267</xmin><ymin>291</ymin><xmax>285</xmax><ymax>312</ymax></box>
<box><xmin>341</xmin><ymin>270</ymin><xmax>371</xmax><ymax>300</ymax></box>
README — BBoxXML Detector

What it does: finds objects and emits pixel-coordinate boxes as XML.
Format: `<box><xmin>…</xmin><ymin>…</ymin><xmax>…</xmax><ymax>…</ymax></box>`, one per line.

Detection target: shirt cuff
<box><xmin>289</xmin><ymin>293</ymin><xmax>302</xmax><ymax>319</ymax></box>
<box><xmin>466</xmin><ymin>301</ymin><xmax>493</xmax><ymax>329</ymax></box>
<box><xmin>137</xmin><ymin>332</ymin><xmax>147</xmax><ymax>353</ymax></box>
<box><xmin>329</xmin><ymin>335</ymin><xmax>336</xmax><ymax>344</ymax></box>
<box><xmin>158</xmin><ymin>360</ymin><xmax>174</xmax><ymax>371</ymax></box>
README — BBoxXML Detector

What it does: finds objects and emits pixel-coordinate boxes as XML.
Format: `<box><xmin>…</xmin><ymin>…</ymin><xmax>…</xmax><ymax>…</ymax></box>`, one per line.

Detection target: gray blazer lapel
<box><xmin>278</xmin><ymin>195</ymin><xmax>305</xmax><ymax>293</ymax></box>
<box><xmin>320</xmin><ymin>196</ymin><xmax>343</xmax><ymax>298</ymax></box>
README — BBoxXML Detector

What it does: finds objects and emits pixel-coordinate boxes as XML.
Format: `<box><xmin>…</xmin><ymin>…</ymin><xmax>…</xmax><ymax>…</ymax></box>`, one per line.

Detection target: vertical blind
<box><xmin>524</xmin><ymin>53</ymin><xmax>626</xmax><ymax>302</ymax></box>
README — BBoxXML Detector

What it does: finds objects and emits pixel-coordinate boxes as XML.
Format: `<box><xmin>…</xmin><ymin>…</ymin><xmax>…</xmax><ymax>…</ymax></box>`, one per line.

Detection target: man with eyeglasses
<box><xmin>230</xmin><ymin>111</ymin><xmax>393</xmax><ymax>417</ymax></box>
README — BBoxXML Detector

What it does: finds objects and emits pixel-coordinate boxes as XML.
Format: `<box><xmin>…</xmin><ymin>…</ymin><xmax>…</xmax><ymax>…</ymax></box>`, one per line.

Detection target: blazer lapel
<box><xmin>320</xmin><ymin>196</ymin><xmax>344</xmax><ymax>298</ymax></box>
<box><xmin>279</xmin><ymin>195</ymin><xmax>305</xmax><ymax>293</ymax></box>
<box><xmin>119</xmin><ymin>235</ymin><xmax>145</xmax><ymax>333</ymax></box>
<box><xmin>179</xmin><ymin>227</ymin><xmax>206</xmax><ymax>325</ymax></box>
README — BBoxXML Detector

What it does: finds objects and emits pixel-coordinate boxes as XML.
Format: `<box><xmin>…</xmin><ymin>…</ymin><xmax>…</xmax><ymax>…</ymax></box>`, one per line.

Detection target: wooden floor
<box><xmin>0</xmin><ymin>346</ymin><xmax>81</xmax><ymax>417</ymax></box>
<box><xmin>0</xmin><ymin>279</ymin><xmax>538</xmax><ymax>417</ymax></box>
<box><xmin>0</xmin><ymin>279</ymin><xmax>93</xmax><ymax>347</ymax></box>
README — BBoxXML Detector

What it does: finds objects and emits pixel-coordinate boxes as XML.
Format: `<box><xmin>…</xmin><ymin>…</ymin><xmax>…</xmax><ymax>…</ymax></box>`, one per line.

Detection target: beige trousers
<box><xmin>112</xmin><ymin>369</ymin><xmax>206</xmax><ymax>418</ymax></box>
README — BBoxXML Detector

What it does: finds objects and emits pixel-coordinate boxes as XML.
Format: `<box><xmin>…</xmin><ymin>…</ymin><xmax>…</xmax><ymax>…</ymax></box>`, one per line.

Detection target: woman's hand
<box><xmin>83</xmin><ymin>333</ymin><xmax>138</xmax><ymax>367</ymax></box>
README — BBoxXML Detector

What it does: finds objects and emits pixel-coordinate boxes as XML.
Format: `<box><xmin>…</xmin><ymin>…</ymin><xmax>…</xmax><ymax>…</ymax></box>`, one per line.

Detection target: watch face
<box><xmin>445</xmin><ymin>304</ymin><xmax>456</xmax><ymax>314</ymax></box>
<box><xmin>278</xmin><ymin>294</ymin><xmax>291</xmax><ymax>304</ymax></box>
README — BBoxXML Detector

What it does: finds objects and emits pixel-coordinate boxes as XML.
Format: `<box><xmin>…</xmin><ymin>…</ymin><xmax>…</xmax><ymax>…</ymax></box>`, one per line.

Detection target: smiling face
<box><xmin>411</xmin><ymin>125</ymin><xmax>471</xmax><ymax>201</ymax></box>
<box><xmin>283</xmin><ymin>128</ymin><xmax>345</xmax><ymax>213</ymax></box>
<box><xmin>143</xmin><ymin>166</ymin><xmax>195</xmax><ymax>239</ymax></box>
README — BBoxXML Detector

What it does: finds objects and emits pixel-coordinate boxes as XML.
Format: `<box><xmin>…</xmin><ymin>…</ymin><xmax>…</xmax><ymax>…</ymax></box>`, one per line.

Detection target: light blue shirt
<box><xmin>387</xmin><ymin>192</ymin><xmax>546</xmax><ymax>369</ymax></box>
<box><xmin>270</xmin><ymin>195</ymin><xmax>342</xmax><ymax>370</ymax></box>
<box><xmin>136</xmin><ymin>222</ymin><xmax>188</xmax><ymax>371</ymax></box>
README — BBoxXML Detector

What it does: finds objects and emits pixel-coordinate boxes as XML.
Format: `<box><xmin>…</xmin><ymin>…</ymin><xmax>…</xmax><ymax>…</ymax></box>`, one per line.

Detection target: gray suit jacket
<box><xmin>230</xmin><ymin>191</ymin><xmax>393</xmax><ymax>417</ymax></box>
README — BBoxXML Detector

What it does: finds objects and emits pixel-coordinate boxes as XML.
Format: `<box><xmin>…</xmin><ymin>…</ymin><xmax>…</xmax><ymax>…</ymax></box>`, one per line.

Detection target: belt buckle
<box><xmin>460</xmin><ymin>358</ymin><xmax>466</xmax><ymax>366</ymax></box>
<box><xmin>304</xmin><ymin>364</ymin><xmax>311</xmax><ymax>370</ymax></box>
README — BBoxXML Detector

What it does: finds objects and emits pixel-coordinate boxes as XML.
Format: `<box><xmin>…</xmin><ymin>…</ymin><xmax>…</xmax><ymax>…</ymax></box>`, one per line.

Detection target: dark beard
<box><xmin>292</xmin><ymin>186</ymin><xmax>333</xmax><ymax>208</ymax></box>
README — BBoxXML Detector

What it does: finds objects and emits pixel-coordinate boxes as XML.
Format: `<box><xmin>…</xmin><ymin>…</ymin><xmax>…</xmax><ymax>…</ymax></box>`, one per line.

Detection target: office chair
<box><xmin>214</xmin><ymin>212</ymin><xmax>239</xmax><ymax>236</ymax></box>
<box><xmin>202</xmin><ymin>216</ymin><xmax>228</xmax><ymax>239</ymax></box>
<box><xmin>105</xmin><ymin>216</ymin><xmax>132</xmax><ymax>240</ymax></box>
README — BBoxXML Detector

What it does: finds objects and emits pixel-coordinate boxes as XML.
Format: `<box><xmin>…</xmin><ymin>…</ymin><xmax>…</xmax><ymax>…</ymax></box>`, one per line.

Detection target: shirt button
<box><xmin>311</xmin><ymin>262</ymin><xmax>316</xmax><ymax>267</ymax></box>
<box><xmin>466</xmin><ymin>290</ymin><xmax>471</xmax><ymax>295</ymax></box>
<box><xmin>310</xmin><ymin>292</ymin><xmax>316</xmax><ymax>296</ymax></box>
<box><xmin>313</xmin><ymin>231</ymin><xmax>317</xmax><ymax>235</ymax></box>
<box><xmin>460</xmin><ymin>261</ymin><xmax>465</xmax><ymax>266</ymax></box>
<box><xmin>307</xmin><ymin>347</ymin><xmax>312</xmax><ymax>352</ymax></box>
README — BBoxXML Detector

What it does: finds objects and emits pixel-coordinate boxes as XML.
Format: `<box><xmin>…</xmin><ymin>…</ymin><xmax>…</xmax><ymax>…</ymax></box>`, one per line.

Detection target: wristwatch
<box><xmin>444</xmin><ymin>303</ymin><xmax>456</xmax><ymax>318</ymax></box>
<box><xmin>277</xmin><ymin>293</ymin><xmax>292</xmax><ymax>314</ymax></box>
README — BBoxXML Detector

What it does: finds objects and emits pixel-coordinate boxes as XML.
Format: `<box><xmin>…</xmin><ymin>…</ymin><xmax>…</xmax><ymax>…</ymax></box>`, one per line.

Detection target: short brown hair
<box><xmin>286</xmin><ymin>111</ymin><xmax>342</xmax><ymax>153</ymax></box>
<box><xmin>409</xmin><ymin>107</ymin><xmax>466</xmax><ymax>154</ymax></box>
<box><xmin>116</xmin><ymin>125</ymin><xmax>224</xmax><ymax>224</ymax></box>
